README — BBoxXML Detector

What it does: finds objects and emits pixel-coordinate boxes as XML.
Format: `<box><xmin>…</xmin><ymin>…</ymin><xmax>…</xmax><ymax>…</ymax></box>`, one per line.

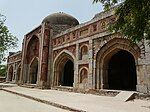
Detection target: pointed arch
<box><xmin>80</xmin><ymin>44</ymin><xmax>88</xmax><ymax>60</ymax></box>
<box><xmin>26</xmin><ymin>35</ymin><xmax>39</xmax><ymax>64</ymax></box>
<box><xmin>16</xmin><ymin>63</ymin><xmax>21</xmax><ymax>82</ymax></box>
<box><xmin>53</xmin><ymin>50</ymin><xmax>75</xmax><ymax>87</ymax></box>
<box><xmin>79</xmin><ymin>67</ymin><xmax>88</xmax><ymax>84</ymax></box>
<box><xmin>54</xmin><ymin>50</ymin><xmax>75</xmax><ymax>64</ymax></box>
<box><xmin>96</xmin><ymin>38</ymin><xmax>141</xmax><ymax>90</ymax></box>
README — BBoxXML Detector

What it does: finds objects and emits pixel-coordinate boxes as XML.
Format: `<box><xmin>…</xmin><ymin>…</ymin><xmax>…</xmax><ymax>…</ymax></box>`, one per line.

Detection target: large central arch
<box><xmin>96</xmin><ymin>38</ymin><xmax>141</xmax><ymax>90</ymax></box>
<box><xmin>107</xmin><ymin>50</ymin><xmax>137</xmax><ymax>90</ymax></box>
<box><xmin>53</xmin><ymin>50</ymin><xmax>75</xmax><ymax>87</ymax></box>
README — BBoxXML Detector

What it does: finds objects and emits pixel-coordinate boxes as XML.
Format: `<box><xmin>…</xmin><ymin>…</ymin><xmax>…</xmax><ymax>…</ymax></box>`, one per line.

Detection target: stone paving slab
<box><xmin>1</xmin><ymin>83</ymin><xmax>150</xmax><ymax>112</ymax></box>
<box><xmin>115</xmin><ymin>91</ymin><xmax>137</xmax><ymax>102</ymax></box>
<box><xmin>0</xmin><ymin>90</ymin><xmax>69</xmax><ymax>112</ymax></box>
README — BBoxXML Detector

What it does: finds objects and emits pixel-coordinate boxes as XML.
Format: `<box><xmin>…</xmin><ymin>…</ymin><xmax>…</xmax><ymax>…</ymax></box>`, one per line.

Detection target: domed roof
<box><xmin>42</xmin><ymin>12</ymin><xmax>79</xmax><ymax>26</ymax></box>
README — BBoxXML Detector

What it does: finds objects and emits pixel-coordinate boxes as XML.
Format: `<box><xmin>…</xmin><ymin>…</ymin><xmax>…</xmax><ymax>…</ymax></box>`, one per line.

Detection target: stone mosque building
<box><xmin>6</xmin><ymin>8</ymin><xmax>150</xmax><ymax>94</ymax></box>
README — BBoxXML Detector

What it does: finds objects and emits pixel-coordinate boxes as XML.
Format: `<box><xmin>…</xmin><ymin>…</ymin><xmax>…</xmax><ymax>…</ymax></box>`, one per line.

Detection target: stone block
<box><xmin>136</xmin><ymin>85</ymin><xmax>148</xmax><ymax>93</ymax></box>
<box><xmin>146</xmin><ymin>65</ymin><xmax>150</xmax><ymax>74</ymax></box>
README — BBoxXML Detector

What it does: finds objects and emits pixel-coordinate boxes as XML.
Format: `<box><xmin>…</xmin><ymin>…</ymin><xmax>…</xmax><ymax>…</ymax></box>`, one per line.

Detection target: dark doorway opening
<box><xmin>62</xmin><ymin>60</ymin><xmax>74</xmax><ymax>87</ymax></box>
<box><xmin>30</xmin><ymin>58</ymin><xmax>38</xmax><ymax>84</ymax></box>
<box><xmin>108</xmin><ymin>50</ymin><xmax>137</xmax><ymax>91</ymax></box>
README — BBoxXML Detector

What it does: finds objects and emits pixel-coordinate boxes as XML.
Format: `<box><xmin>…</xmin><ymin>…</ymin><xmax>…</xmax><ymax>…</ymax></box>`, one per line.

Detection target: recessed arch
<box><xmin>53</xmin><ymin>50</ymin><xmax>75</xmax><ymax>87</ymax></box>
<box><xmin>29</xmin><ymin>57</ymin><xmax>39</xmax><ymax>84</ymax></box>
<box><xmin>26</xmin><ymin>35</ymin><xmax>39</xmax><ymax>64</ymax></box>
<box><xmin>16</xmin><ymin>63</ymin><xmax>21</xmax><ymax>82</ymax></box>
<box><xmin>53</xmin><ymin>50</ymin><xmax>75</xmax><ymax>64</ymax></box>
<box><xmin>79</xmin><ymin>67</ymin><xmax>88</xmax><ymax>84</ymax></box>
<box><xmin>96</xmin><ymin>38</ymin><xmax>141</xmax><ymax>90</ymax></box>
<box><xmin>80</xmin><ymin>44</ymin><xmax>88</xmax><ymax>60</ymax></box>
<box><xmin>108</xmin><ymin>50</ymin><xmax>137</xmax><ymax>90</ymax></box>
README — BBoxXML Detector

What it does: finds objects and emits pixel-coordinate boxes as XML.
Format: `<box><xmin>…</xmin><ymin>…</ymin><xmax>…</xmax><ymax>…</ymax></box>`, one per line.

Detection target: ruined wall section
<box><xmin>6</xmin><ymin>51</ymin><xmax>22</xmax><ymax>83</ymax></box>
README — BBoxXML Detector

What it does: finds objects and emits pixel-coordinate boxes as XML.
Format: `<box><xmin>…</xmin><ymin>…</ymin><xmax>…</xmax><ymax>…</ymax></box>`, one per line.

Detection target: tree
<box><xmin>0</xmin><ymin>65</ymin><xmax>6</xmax><ymax>77</ymax></box>
<box><xmin>93</xmin><ymin>0</ymin><xmax>150</xmax><ymax>44</ymax></box>
<box><xmin>0</xmin><ymin>14</ymin><xmax>18</xmax><ymax>63</ymax></box>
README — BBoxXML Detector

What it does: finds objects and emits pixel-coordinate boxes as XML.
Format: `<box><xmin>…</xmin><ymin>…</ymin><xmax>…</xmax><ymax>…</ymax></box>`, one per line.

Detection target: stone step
<box><xmin>51</xmin><ymin>86</ymin><xmax>74</xmax><ymax>92</ymax></box>
<box><xmin>52</xmin><ymin>87</ymin><xmax>120</xmax><ymax>97</ymax></box>
<box><xmin>19</xmin><ymin>84</ymin><xmax>36</xmax><ymax>89</ymax></box>
<box><xmin>114</xmin><ymin>91</ymin><xmax>137</xmax><ymax>102</ymax></box>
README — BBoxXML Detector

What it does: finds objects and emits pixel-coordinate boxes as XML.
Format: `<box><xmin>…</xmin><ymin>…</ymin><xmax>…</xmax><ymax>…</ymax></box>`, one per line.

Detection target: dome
<box><xmin>42</xmin><ymin>12</ymin><xmax>79</xmax><ymax>26</ymax></box>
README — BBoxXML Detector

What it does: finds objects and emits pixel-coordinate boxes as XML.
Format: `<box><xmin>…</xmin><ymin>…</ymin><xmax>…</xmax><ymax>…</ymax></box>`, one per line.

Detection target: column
<box><xmin>39</xmin><ymin>22</ymin><xmax>50</xmax><ymax>88</ymax></box>
<box><xmin>88</xmin><ymin>39</ymin><xmax>93</xmax><ymax>89</ymax></box>
<box><xmin>74</xmin><ymin>43</ymin><xmax>79</xmax><ymax>88</ymax></box>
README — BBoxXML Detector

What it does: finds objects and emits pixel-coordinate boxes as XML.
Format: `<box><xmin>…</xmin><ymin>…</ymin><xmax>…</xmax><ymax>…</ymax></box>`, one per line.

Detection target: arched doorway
<box><xmin>16</xmin><ymin>65</ymin><xmax>21</xmax><ymax>82</ymax></box>
<box><xmin>108</xmin><ymin>50</ymin><xmax>137</xmax><ymax>91</ymax></box>
<box><xmin>8</xmin><ymin>66</ymin><xmax>13</xmax><ymax>81</ymax></box>
<box><xmin>53</xmin><ymin>50</ymin><xmax>75</xmax><ymax>87</ymax></box>
<box><xmin>62</xmin><ymin>60</ymin><xmax>74</xmax><ymax>86</ymax></box>
<box><xmin>29</xmin><ymin>58</ymin><xmax>38</xmax><ymax>84</ymax></box>
<box><xmin>96</xmin><ymin>38</ymin><xmax>140</xmax><ymax>90</ymax></box>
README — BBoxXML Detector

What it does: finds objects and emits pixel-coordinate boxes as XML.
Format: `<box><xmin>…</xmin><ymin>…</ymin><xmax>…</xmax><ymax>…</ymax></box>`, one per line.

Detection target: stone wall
<box><xmin>6</xmin><ymin>51</ymin><xmax>22</xmax><ymax>83</ymax></box>
<box><xmin>6</xmin><ymin>8</ymin><xmax>150</xmax><ymax>94</ymax></box>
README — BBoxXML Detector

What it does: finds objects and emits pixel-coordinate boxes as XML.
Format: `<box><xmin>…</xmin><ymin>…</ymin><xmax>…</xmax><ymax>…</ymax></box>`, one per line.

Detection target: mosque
<box><xmin>6</xmin><ymin>8</ymin><xmax>150</xmax><ymax>94</ymax></box>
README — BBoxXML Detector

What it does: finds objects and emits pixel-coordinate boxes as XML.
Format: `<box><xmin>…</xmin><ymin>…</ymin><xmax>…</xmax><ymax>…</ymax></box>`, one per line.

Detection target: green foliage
<box><xmin>0</xmin><ymin>65</ymin><xmax>6</xmax><ymax>77</ymax></box>
<box><xmin>0</xmin><ymin>14</ymin><xmax>18</xmax><ymax>63</ymax></box>
<box><xmin>93</xmin><ymin>0</ymin><xmax>150</xmax><ymax>44</ymax></box>
<box><xmin>93</xmin><ymin>0</ymin><xmax>120</xmax><ymax>10</ymax></box>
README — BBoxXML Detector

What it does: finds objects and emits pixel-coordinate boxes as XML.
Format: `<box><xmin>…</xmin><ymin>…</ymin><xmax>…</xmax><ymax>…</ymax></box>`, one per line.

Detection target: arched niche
<box><xmin>29</xmin><ymin>57</ymin><xmax>39</xmax><ymax>84</ymax></box>
<box><xmin>80</xmin><ymin>44</ymin><xmax>88</xmax><ymax>60</ymax></box>
<box><xmin>26</xmin><ymin>35</ymin><xmax>39</xmax><ymax>64</ymax></box>
<box><xmin>79</xmin><ymin>67</ymin><xmax>88</xmax><ymax>84</ymax></box>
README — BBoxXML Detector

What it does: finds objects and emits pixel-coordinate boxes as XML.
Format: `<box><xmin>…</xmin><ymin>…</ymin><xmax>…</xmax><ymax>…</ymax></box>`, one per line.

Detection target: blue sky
<box><xmin>0</xmin><ymin>0</ymin><xmax>103</xmax><ymax>51</ymax></box>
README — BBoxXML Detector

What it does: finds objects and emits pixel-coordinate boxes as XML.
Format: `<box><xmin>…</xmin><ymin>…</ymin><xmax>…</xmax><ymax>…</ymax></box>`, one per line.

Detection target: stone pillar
<box><xmin>93</xmin><ymin>59</ymin><xmax>96</xmax><ymax>89</ymax></box>
<box><xmin>6</xmin><ymin>63</ymin><xmax>10</xmax><ymax>82</ymax></box>
<box><xmin>136</xmin><ymin>40</ymin><xmax>150</xmax><ymax>94</ymax></box>
<box><xmin>88</xmin><ymin>39</ymin><xmax>93</xmax><ymax>89</ymax></box>
<box><xmin>6</xmin><ymin>72</ymin><xmax>9</xmax><ymax>82</ymax></box>
<box><xmin>20</xmin><ymin>37</ymin><xmax>26</xmax><ymax>84</ymax></box>
<box><xmin>136</xmin><ymin>59</ymin><xmax>148</xmax><ymax>93</ymax></box>
<box><xmin>13</xmin><ymin>68</ymin><xmax>17</xmax><ymax>83</ymax></box>
<box><xmin>74</xmin><ymin>43</ymin><xmax>79</xmax><ymax>88</ymax></box>
<box><xmin>47</xmin><ymin>29</ymin><xmax>53</xmax><ymax>88</ymax></box>
<box><xmin>38</xmin><ymin>23</ymin><xmax>50</xmax><ymax>88</ymax></box>
<box><xmin>145</xmin><ymin>43</ymin><xmax>150</xmax><ymax>94</ymax></box>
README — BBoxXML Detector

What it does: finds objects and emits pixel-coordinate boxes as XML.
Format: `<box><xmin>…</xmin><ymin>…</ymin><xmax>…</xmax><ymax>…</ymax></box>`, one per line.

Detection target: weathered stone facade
<box><xmin>6</xmin><ymin>51</ymin><xmax>22</xmax><ymax>83</ymax></box>
<box><xmin>6</xmin><ymin>9</ymin><xmax>150</xmax><ymax>94</ymax></box>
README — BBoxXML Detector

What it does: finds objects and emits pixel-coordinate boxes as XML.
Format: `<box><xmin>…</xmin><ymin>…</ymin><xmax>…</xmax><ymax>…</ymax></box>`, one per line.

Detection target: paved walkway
<box><xmin>0</xmin><ymin>90</ymin><xmax>69</xmax><ymax>112</ymax></box>
<box><xmin>1</xmin><ymin>83</ymin><xmax>150</xmax><ymax>112</ymax></box>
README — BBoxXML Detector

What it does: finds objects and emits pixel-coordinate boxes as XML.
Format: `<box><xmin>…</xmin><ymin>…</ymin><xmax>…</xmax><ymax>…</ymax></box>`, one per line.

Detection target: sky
<box><xmin>0</xmin><ymin>0</ymin><xmax>103</xmax><ymax>51</ymax></box>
